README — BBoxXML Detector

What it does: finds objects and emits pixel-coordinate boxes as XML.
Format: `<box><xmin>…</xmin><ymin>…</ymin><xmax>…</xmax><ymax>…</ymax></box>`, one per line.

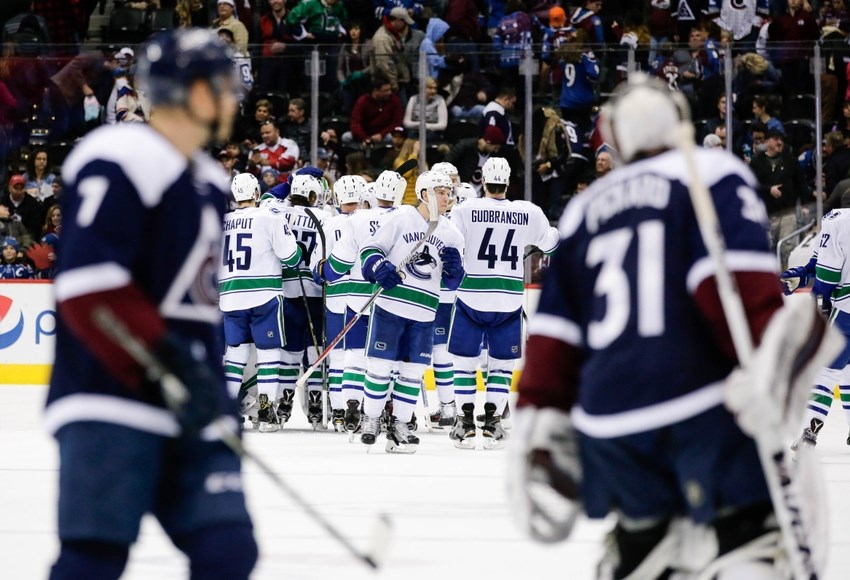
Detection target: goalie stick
<box><xmin>92</xmin><ymin>306</ymin><xmax>393</xmax><ymax>570</ymax></box>
<box><xmin>676</xmin><ymin>121</ymin><xmax>820</xmax><ymax>580</ymax></box>
<box><xmin>295</xmin><ymin>180</ymin><xmax>440</xmax><ymax>390</ymax></box>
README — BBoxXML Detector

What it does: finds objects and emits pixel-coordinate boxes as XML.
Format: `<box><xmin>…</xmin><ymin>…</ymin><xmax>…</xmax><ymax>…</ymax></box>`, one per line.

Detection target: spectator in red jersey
<box><xmin>247</xmin><ymin>120</ymin><xmax>300</xmax><ymax>178</ymax></box>
<box><xmin>344</xmin><ymin>76</ymin><xmax>404</xmax><ymax>147</ymax></box>
<box><xmin>770</xmin><ymin>0</ymin><xmax>820</xmax><ymax>98</ymax></box>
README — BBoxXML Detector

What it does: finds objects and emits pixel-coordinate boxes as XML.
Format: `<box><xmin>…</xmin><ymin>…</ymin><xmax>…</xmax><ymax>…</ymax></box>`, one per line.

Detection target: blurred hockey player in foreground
<box><xmin>509</xmin><ymin>75</ymin><xmax>843</xmax><ymax>579</ymax></box>
<box><xmin>46</xmin><ymin>30</ymin><xmax>258</xmax><ymax>579</ymax></box>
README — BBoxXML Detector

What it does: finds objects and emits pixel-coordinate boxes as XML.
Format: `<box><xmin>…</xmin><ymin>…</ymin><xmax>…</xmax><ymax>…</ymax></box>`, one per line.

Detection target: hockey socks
<box><xmin>432</xmin><ymin>344</ymin><xmax>455</xmax><ymax>405</ymax></box>
<box><xmin>328</xmin><ymin>349</ymin><xmax>345</xmax><ymax>411</ymax></box>
<box><xmin>363</xmin><ymin>359</ymin><xmax>393</xmax><ymax>420</ymax></box>
<box><xmin>453</xmin><ymin>355</ymin><xmax>480</xmax><ymax>410</ymax></box>
<box><xmin>223</xmin><ymin>344</ymin><xmax>251</xmax><ymax>399</ymax></box>
<box><xmin>485</xmin><ymin>358</ymin><xmax>514</xmax><ymax>416</ymax></box>
<box><xmin>255</xmin><ymin>348</ymin><xmax>281</xmax><ymax>401</ymax></box>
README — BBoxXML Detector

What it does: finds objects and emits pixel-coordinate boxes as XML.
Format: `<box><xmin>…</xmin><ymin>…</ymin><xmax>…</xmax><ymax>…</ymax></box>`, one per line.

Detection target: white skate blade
<box><xmin>453</xmin><ymin>438</ymin><xmax>476</xmax><ymax>450</ymax></box>
<box><xmin>258</xmin><ymin>422</ymin><xmax>281</xmax><ymax>433</ymax></box>
<box><xmin>386</xmin><ymin>440</ymin><xmax>418</xmax><ymax>454</ymax></box>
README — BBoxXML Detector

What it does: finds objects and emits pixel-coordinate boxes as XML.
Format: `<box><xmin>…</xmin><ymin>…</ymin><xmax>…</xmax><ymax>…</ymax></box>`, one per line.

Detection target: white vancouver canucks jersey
<box><xmin>450</xmin><ymin>197</ymin><xmax>559</xmax><ymax>313</ymax></box>
<box><xmin>277</xmin><ymin>204</ymin><xmax>330</xmax><ymax>299</ymax></box>
<box><xmin>326</xmin><ymin>206</ymin><xmax>398</xmax><ymax>312</ymax></box>
<box><xmin>315</xmin><ymin>210</ymin><xmax>356</xmax><ymax>314</ymax></box>
<box><xmin>360</xmin><ymin>205</ymin><xmax>465</xmax><ymax>322</ymax></box>
<box><xmin>218</xmin><ymin>204</ymin><xmax>301</xmax><ymax>312</ymax></box>
<box><xmin>815</xmin><ymin>209</ymin><xmax>850</xmax><ymax>314</ymax></box>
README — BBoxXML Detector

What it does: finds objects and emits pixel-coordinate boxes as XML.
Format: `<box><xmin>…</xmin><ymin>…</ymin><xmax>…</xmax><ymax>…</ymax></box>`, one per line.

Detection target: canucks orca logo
<box><xmin>405</xmin><ymin>245</ymin><xmax>438</xmax><ymax>280</ymax></box>
<box><xmin>0</xmin><ymin>295</ymin><xmax>24</xmax><ymax>349</ymax></box>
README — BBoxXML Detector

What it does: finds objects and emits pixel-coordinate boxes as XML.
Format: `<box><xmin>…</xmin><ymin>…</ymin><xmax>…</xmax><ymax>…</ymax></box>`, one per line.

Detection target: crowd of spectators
<box><xmin>2</xmin><ymin>0</ymin><xmax>850</xmax><ymax>276</ymax></box>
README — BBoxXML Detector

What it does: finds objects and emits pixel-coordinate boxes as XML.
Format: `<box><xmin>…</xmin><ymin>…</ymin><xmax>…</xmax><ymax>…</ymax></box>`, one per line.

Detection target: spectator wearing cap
<box><xmin>218</xmin><ymin>149</ymin><xmax>239</xmax><ymax>181</ymax></box>
<box><xmin>217</xmin><ymin>28</ymin><xmax>254</xmax><ymax>99</ymax></box>
<box><xmin>372</xmin><ymin>8</ymin><xmax>414</xmax><ymax>95</ymax></box>
<box><xmin>375</xmin><ymin>0</ymin><xmax>422</xmax><ymax>20</ymax></box>
<box><xmin>260</xmin><ymin>167</ymin><xmax>282</xmax><ymax>192</ymax></box>
<box><xmin>248</xmin><ymin>120</ymin><xmax>300</xmax><ymax>178</ymax></box>
<box><xmin>214</xmin><ymin>0</ymin><xmax>249</xmax><ymax>54</ymax></box>
<box><xmin>0</xmin><ymin>237</ymin><xmax>34</xmax><ymax>279</ymax></box>
<box><xmin>445</xmin><ymin>126</ymin><xmax>506</xmax><ymax>189</ymax></box>
<box><xmin>105</xmin><ymin>49</ymin><xmax>134</xmax><ymax>125</ymax></box>
<box><xmin>281</xmin><ymin>98</ymin><xmax>312</xmax><ymax>162</ymax></box>
<box><xmin>1</xmin><ymin>175</ymin><xmax>43</xmax><ymax>246</ymax></box>
<box><xmin>403</xmin><ymin>76</ymin><xmax>448</xmax><ymax>140</ymax></box>
<box><xmin>750</xmin><ymin>127</ymin><xmax>810</xmax><ymax>266</ymax></box>
<box><xmin>313</xmin><ymin>147</ymin><xmax>338</xmax><ymax>186</ymax></box>
<box><xmin>377</xmin><ymin>126</ymin><xmax>407</xmax><ymax>170</ymax></box>
<box><xmin>345</xmin><ymin>76</ymin><xmax>404</xmax><ymax>147</ymax></box>
<box><xmin>540</xmin><ymin>7</ymin><xmax>574</xmax><ymax>102</ymax></box>
<box><xmin>257</xmin><ymin>0</ymin><xmax>310</xmax><ymax>93</ymax></box>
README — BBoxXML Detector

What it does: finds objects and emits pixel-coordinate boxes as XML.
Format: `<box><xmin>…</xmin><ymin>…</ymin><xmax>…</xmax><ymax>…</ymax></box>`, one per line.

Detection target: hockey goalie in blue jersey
<box><xmin>509</xmin><ymin>75</ymin><xmax>843</xmax><ymax>579</ymax></box>
<box><xmin>46</xmin><ymin>30</ymin><xmax>257</xmax><ymax>579</ymax></box>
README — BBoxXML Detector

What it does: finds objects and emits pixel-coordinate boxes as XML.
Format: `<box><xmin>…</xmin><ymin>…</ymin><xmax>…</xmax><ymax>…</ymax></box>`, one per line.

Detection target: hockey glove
<box><xmin>779</xmin><ymin>257</ymin><xmax>816</xmax><ymax>295</ymax></box>
<box><xmin>295</xmin><ymin>166</ymin><xmax>324</xmax><ymax>179</ymax></box>
<box><xmin>507</xmin><ymin>406</ymin><xmax>582</xmax><ymax>544</ymax></box>
<box><xmin>725</xmin><ymin>297</ymin><xmax>845</xmax><ymax>438</ymax></box>
<box><xmin>363</xmin><ymin>254</ymin><xmax>402</xmax><ymax>290</ymax></box>
<box><xmin>440</xmin><ymin>247</ymin><xmax>464</xmax><ymax>290</ymax></box>
<box><xmin>152</xmin><ymin>333</ymin><xmax>223</xmax><ymax>436</ymax></box>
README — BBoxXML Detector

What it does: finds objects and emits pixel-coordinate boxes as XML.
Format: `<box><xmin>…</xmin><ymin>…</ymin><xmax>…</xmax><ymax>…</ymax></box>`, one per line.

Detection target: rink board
<box><xmin>0</xmin><ymin>281</ymin><xmax>541</xmax><ymax>388</ymax></box>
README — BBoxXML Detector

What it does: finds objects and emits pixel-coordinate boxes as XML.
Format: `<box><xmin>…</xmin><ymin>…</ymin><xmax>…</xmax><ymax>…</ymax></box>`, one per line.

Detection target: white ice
<box><xmin>1</xmin><ymin>385</ymin><xmax>849</xmax><ymax>579</ymax></box>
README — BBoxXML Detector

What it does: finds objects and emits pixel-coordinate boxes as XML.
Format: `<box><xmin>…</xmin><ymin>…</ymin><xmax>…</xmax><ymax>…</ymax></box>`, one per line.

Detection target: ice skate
<box><xmin>256</xmin><ymin>394</ymin><xmax>280</xmax><ymax>433</ymax></box>
<box><xmin>275</xmin><ymin>388</ymin><xmax>295</xmax><ymax>426</ymax></box>
<box><xmin>380</xmin><ymin>400</ymin><xmax>393</xmax><ymax>431</ymax></box>
<box><xmin>437</xmin><ymin>401</ymin><xmax>456</xmax><ymax>427</ymax></box>
<box><xmin>331</xmin><ymin>408</ymin><xmax>346</xmax><ymax>432</ymax></box>
<box><xmin>344</xmin><ymin>399</ymin><xmax>362</xmax><ymax>432</ymax></box>
<box><xmin>450</xmin><ymin>403</ymin><xmax>476</xmax><ymax>449</ymax></box>
<box><xmin>407</xmin><ymin>413</ymin><xmax>418</xmax><ymax>432</ymax></box>
<box><xmin>792</xmin><ymin>418</ymin><xmax>823</xmax><ymax>452</ymax></box>
<box><xmin>481</xmin><ymin>402</ymin><xmax>508</xmax><ymax>450</ymax></box>
<box><xmin>240</xmin><ymin>392</ymin><xmax>260</xmax><ymax>430</ymax></box>
<box><xmin>477</xmin><ymin>402</ymin><xmax>512</xmax><ymax>430</ymax></box>
<box><xmin>428</xmin><ymin>408</ymin><xmax>444</xmax><ymax>430</ymax></box>
<box><xmin>361</xmin><ymin>415</ymin><xmax>381</xmax><ymax>448</ymax></box>
<box><xmin>307</xmin><ymin>390</ymin><xmax>323</xmax><ymax>430</ymax></box>
<box><xmin>386</xmin><ymin>416</ymin><xmax>420</xmax><ymax>454</ymax></box>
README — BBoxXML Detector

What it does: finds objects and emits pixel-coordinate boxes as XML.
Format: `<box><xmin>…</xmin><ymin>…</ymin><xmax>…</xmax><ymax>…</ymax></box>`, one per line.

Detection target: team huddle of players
<box><xmin>217</xmin><ymin>159</ymin><xmax>558</xmax><ymax>453</ymax></box>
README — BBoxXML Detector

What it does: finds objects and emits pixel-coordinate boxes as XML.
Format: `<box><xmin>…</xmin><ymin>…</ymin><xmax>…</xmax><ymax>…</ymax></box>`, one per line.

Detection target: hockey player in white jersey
<box><xmin>313</xmin><ymin>175</ymin><xmax>364</xmax><ymax>430</ymax></box>
<box><xmin>275</xmin><ymin>173</ymin><xmax>331</xmax><ymax>428</ymax></box>
<box><xmin>355</xmin><ymin>172</ymin><xmax>465</xmax><ymax>453</ymax></box>
<box><xmin>428</xmin><ymin>161</ymin><xmax>464</xmax><ymax>428</ymax></box>
<box><xmin>219</xmin><ymin>173</ymin><xmax>302</xmax><ymax>432</ymax></box>
<box><xmin>448</xmin><ymin>157</ymin><xmax>560</xmax><ymax>449</ymax></box>
<box><xmin>314</xmin><ymin>170</ymin><xmax>406</xmax><ymax>432</ymax></box>
<box><xmin>783</xmin><ymin>209</ymin><xmax>850</xmax><ymax>449</ymax></box>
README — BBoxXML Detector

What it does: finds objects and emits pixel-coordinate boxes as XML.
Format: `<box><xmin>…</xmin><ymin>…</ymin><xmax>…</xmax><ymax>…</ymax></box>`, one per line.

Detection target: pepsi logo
<box><xmin>0</xmin><ymin>295</ymin><xmax>25</xmax><ymax>349</ymax></box>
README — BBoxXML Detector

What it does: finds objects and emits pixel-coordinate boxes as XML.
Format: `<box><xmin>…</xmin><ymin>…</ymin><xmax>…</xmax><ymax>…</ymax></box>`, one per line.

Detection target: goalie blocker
<box><xmin>509</xmin><ymin>74</ymin><xmax>844</xmax><ymax>580</ymax></box>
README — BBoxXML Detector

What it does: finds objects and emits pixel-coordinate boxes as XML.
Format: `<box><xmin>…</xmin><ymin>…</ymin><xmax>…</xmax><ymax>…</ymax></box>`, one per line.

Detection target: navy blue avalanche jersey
<box><xmin>533</xmin><ymin>148</ymin><xmax>776</xmax><ymax>436</ymax></box>
<box><xmin>46</xmin><ymin>124</ymin><xmax>232</xmax><ymax>436</ymax></box>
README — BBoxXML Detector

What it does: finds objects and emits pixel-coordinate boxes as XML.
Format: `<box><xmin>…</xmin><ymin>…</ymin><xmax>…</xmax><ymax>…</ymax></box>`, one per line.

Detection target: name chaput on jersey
<box><xmin>470</xmin><ymin>210</ymin><xmax>530</xmax><ymax>225</ymax></box>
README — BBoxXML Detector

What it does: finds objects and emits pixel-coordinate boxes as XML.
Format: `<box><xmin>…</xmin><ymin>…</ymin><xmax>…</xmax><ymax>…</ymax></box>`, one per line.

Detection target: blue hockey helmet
<box><xmin>135</xmin><ymin>28</ymin><xmax>235</xmax><ymax>107</ymax></box>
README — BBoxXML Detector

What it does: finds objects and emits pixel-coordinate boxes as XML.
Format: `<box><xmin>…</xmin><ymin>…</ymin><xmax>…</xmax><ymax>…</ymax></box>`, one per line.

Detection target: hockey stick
<box><xmin>295</xmin><ymin>186</ymin><xmax>441</xmax><ymax>390</ymax></box>
<box><xmin>305</xmin><ymin>207</ymin><xmax>331</xmax><ymax>427</ymax></box>
<box><xmin>396</xmin><ymin>157</ymin><xmax>418</xmax><ymax>177</ymax></box>
<box><xmin>92</xmin><ymin>306</ymin><xmax>393</xmax><ymax>570</ymax></box>
<box><xmin>676</xmin><ymin>122</ymin><xmax>819</xmax><ymax>580</ymax></box>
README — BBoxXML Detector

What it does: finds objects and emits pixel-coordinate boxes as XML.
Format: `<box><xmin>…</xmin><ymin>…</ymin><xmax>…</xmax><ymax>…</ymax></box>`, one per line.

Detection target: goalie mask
<box><xmin>231</xmin><ymin>173</ymin><xmax>260</xmax><ymax>202</ymax></box>
<box><xmin>599</xmin><ymin>72</ymin><xmax>690</xmax><ymax>163</ymax></box>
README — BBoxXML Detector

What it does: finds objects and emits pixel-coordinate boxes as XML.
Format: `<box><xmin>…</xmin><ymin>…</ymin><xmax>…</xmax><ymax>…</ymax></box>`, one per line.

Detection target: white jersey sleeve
<box><xmin>218</xmin><ymin>205</ymin><xmax>301</xmax><ymax>312</ymax></box>
<box><xmin>319</xmin><ymin>211</ymin><xmax>356</xmax><ymax>314</ymax></box>
<box><xmin>816</xmin><ymin>209</ymin><xmax>850</xmax><ymax>313</ymax></box>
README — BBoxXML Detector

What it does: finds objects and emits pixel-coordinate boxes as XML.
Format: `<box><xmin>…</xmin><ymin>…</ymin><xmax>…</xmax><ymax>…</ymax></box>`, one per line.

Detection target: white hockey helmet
<box><xmin>231</xmin><ymin>172</ymin><xmax>260</xmax><ymax>202</ymax></box>
<box><xmin>289</xmin><ymin>174</ymin><xmax>324</xmax><ymax>204</ymax></box>
<box><xmin>415</xmin><ymin>170</ymin><xmax>453</xmax><ymax>202</ymax></box>
<box><xmin>482</xmin><ymin>157</ymin><xmax>511</xmax><ymax>186</ymax></box>
<box><xmin>599</xmin><ymin>72</ymin><xmax>689</xmax><ymax>163</ymax></box>
<box><xmin>455</xmin><ymin>182</ymin><xmax>476</xmax><ymax>200</ymax></box>
<box><xmin>333</xmin><ymin>175</ymin><xmax>365</xmax><ymax>206</ymax></box>
<box><xmin>361</xmin><ymin>182</ymin><xmax>378</xmax><ymax>209</ymax></box>
<box><xmin>431</xmin><ymin>161</ymin><xmax>460</xmax><ymax>187</ymax></box>
<box><xmin>374</xmin><ymin>170</ymin><xmax>407</xmax><ymax>205</ymax></box>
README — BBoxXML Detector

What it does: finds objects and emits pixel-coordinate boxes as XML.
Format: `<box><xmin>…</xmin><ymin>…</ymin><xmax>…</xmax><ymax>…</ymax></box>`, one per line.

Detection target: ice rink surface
<box><xmin>2</xmin><ymin>385</ymin><xmax>850</xmax><ymax>579</ymax></box>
